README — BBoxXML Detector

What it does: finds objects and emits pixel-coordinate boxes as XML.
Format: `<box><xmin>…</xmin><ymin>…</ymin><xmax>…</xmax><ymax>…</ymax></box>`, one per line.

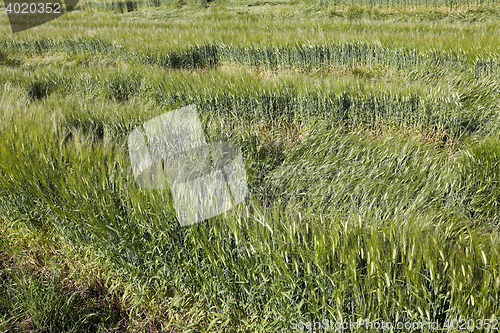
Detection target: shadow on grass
<box><xmin>0</xmin><ymin>250</ymin><xmax>127</xmax><ymax>333</ymax></box>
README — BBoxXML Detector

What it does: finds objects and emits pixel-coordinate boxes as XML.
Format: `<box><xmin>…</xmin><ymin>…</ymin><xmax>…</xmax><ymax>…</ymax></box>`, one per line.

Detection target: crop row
<box><xmin>49</xmin><ymin>0</ymin><xmax>500</xmax><ymax>11</ymax></box>
<box><xmin>2</xmin><ymin>70</ymin><xmax>488</xmax><ymax>140</ymax></box>
<box><xmin>2</xmin><ymin>38</ymin><xmax>500</xmax><ymax>77</ymax></box>
<box><xmin>71</xmin><ymin>0</ymin><xmax>185</xmax><ymax>12</ymax></box>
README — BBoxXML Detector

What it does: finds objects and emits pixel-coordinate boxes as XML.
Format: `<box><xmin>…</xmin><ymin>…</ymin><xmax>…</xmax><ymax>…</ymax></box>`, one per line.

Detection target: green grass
<box><xmin>1</xmin><ymin>0</ymin><xmax>500</xmax><ymax>331</ymax></box>
<box><xmin>3</xmin><ymin>2</ymin><xmax>500</xmax><ymax>55</ymax></box>
<box><xmin>0</xmin><ymin>220</ymin><xmax>133</xmax><ymax>332</ymax></box>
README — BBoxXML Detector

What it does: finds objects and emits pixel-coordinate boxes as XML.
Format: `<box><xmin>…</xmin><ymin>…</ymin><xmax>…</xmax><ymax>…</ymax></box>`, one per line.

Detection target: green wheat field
<box><xmin>1</xmin><ymin>0</ymin><xmax>500</xmax><ymax>331</ymax></box>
